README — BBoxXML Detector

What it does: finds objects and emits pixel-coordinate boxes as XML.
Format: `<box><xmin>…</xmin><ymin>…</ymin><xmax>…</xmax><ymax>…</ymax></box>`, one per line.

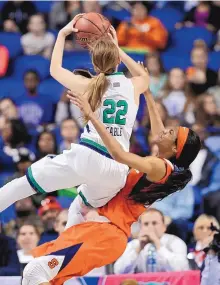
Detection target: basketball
<box><xmin>74</xmin><ymin>12</ymin><xmax>111</xmax><ymax>48</ymax></box>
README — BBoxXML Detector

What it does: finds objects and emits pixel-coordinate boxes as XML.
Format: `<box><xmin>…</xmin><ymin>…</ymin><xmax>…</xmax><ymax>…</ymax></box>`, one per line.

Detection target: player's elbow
<box><xmin>50</xmin><ymin>64</ymin><xmax>60</xmax><ymax>80</ymax></box>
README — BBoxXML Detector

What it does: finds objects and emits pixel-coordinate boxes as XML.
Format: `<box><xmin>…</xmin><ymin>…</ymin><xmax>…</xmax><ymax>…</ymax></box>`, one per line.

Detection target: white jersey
<box><xmin>81</xmin><ymin>72</ymin><xmax>138</xmax><ymax>152</ymax></box>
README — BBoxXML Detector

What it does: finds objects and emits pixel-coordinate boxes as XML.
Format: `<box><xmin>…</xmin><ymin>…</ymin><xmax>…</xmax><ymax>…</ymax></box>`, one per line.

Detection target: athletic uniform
<box><xmin>0</xmin><ymin>72</ymin><xmax>138</xmax><ymax>212</ymax></box>
<box><xmin>22</xmin><ymin>159</ymin><xmax>173</xmax><ymax>285</ymax></box>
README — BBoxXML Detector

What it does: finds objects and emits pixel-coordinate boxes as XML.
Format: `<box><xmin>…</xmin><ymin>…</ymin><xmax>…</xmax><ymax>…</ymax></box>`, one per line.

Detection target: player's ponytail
<box><xmin>129</xmin><ymin>167</ymin><xmax>192</xmax><ymax>206</ymax></box>
<box><xmin>85</xmin><ymin>37</ymin><xmax>120</xmax><ymax>121</ymax></box>
<box><xmin>86</xmin><ymin>73</ymin><xmax>109</xmax><ymax>121</ymax></box>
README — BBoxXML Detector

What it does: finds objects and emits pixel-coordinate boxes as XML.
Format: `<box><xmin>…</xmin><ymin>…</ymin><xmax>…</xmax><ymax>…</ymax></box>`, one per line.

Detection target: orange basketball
<box><xmin>73</xmin><ymin>12</ymin><xmax>111</xmax><ymax>48</ymax></box>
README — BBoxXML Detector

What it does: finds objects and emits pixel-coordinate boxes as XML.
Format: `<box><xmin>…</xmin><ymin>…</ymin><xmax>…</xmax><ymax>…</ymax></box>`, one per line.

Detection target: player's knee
<box><xmin>22</xmin><ymin>259</ymin><xmax>49</xmax><ymax>285</ymax></box>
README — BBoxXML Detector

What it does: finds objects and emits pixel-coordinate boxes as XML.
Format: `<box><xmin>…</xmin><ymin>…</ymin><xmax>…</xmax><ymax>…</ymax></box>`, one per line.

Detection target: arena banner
<box><xmin>0</xmin><ymin>271</ymin><xmax>200</xmax><ymax>285</ymax></box>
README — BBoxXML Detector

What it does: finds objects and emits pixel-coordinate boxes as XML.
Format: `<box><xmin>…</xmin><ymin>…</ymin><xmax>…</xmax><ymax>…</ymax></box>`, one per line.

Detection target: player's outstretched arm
<box><xmin>108</xmin><ymin>26</ymin><xmax>149</xmax><ymax>97</ymax></box>
<box><xmin>67</xmin><ymin>91</ymin><xmax>166</xmax><ymax>182</ymax></box>
<box><xmin>50</xmin><ymin>16</ymin><xmax>91</xmax><ymax>93</ymax></box>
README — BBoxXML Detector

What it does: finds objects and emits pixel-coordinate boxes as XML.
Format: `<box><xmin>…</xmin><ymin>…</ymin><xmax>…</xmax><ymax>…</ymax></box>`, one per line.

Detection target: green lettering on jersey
<box><xmin>103</xmin><ymin>99</ymin><xmax>128</xmax><ymax>125</ymax></box>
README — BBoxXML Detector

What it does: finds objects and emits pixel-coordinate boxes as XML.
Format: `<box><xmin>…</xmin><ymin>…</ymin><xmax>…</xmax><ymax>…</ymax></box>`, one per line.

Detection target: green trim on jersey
<box><xmin>80</xmin><ymin>138</ymin><xmax>110</xmax><ymax>155</ymax></box>
<box><xmin>27</xmin><ymin>167</ymin><xmax>47</xmax><ymax>194</ymax></box>
<box><xmin>79</xmin><ymin>191</ymin><xmax>92</xmax><ymax>207</ymax></box>
<box><xmin>107</xmin><ymin>72</ymin><xmax>124</xmax><ymax>76</ymax></box>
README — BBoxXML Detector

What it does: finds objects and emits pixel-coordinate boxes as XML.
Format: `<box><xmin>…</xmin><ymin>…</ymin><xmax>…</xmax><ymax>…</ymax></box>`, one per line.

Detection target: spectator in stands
<box><xmin>15</xmin><ymin>198</ymin><xmax>38</xmax><ymax>227</ymax></box>
<box><xmin>175</xmin><ymin>1</ymin><xmax>220</xmax><ymax>32</ymax></box>
<box><xmin>114</xmin><ymin>208</ymin><xmax>189</xmax><ymax>273</ymax></box>
<box><xmin>188</xmin><ymin>214</ymin><xmax>219</xmax><ymax>269</ymax></box>
<box><xmin>186</xmin><ymin>46</ymin><xmax>218</xmax><ymax>96</ymax></box>
<box><xmin>161</xmin><ymin>68</ymin><xmax>193</xmax><ymax>121</ymax></box>
<box><xmin>5</xmin><ymin>148</ymin><xmax>35</xmax><ymax>183</ymax></box>
<box><xmin>36</xmin><ymin>130</ymin><xmax>57</xmax><ymax>160</ymax></box>
<box><xmin>49</xmin><ymin>0</ymin><xmax>82</xmax><ymax>30</ymax></box>
<box><xmin>14</xmin><ymin>70</ymin><xmax>54</xmax><ymax>127</ymax></box>
<box><xmin>145</xmin><ymin>53</ymin><xmax>167</xmax><ymax>98</ymax></box>
<box><xmin>0</xmin><ymin>119</ymin><xmax>31</xmax><ymax>175</ymax></box>
<box><xmin>153</xmin><ymin>184</ymin><xmax>194</xmax><ymax>242</ymax></box>
<box><xmin>54</xmin><ymin>209</ymin><xmax>68</xmax><ymax>235</ymax></box>
<box><xmin>195</xmin><ymin>93</ymin><xmax>220</xmax><ymax>127</ymax></box>
<box><xmin>117</xmin><ymin>1</ymin><xmax>168</xmax><ymax>52</ymax></box>
<box><xmin>0</xmin><ymin>45</ymin><xmax>9</xmax><ymax>78</ymax></box>
<box><xmin>0</xmin><ymin>224</ymin><xmax>20</xmax><ymax>276</ymax></box>
<box><xmin>38</xmin><ymin>196</ymin><xmax>62</xmax><ymax>244</ymax></box>
<box><xmin>17</xmin><ymin>222</ymin><xmax>41</xmax><ymax>269</ymax></box>
<box><xmin>0</xmin><ymin>98</ymin><xmax>19</xmax><ymax>120</ymax></box>
<box><xmin>21</xmin><ymin>14</ymin><xmax>55</xmax><ymax>59</ymax></box>
<box><xmin>1</xmin><ymin>1</ymin><xmax>36</xmax><ymax>34</ymax></box>
<box><xmin>0</xmin><ymin>98</ymin><xmax>19</xmax><ymax>133</ymax></box>
<box><xmin>189</xmin><ymin>123</ymin><xmax>218</xmax><ymax>187</ymax></box>
<box><xmin>82</xmin><ymin>0</ymin><xmax>102</xmax><ymax>13</ymax></box>
<box><xmin>49</xmin><ymin>0</ymin><xmax>82</xmax><ymax>51</ymax></box>
<box><xmin>59</xmin><ymin>118</ymin><xmax>80</xmax><ymax>152</ymax></box>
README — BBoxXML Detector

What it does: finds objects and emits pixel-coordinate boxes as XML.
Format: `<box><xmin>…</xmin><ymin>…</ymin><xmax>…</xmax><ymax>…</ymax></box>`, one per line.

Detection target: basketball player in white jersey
<box><xmin>0</xmin><ymin>19</ymin><xmax>148</xmax><ymax>213</ymax></box>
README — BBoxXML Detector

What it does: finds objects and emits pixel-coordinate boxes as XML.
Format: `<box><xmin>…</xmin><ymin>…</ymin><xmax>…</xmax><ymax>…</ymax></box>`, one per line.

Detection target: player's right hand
<box><xmin>67</xmin><ymin>90</ymin><xmax>93</xmax><ymax>119</ymax></box>
<box><xmin>108</xmin><ymin>26</ymin><xmax>118</xmax><ymax>47</ymax></box>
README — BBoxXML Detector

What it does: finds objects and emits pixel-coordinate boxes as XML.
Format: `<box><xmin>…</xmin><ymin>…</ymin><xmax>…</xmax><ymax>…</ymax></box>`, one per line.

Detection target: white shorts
<box><xmin>26</xmin><ymin>142</ymin><xmax>128</xmax><ymax>207</ymax></box>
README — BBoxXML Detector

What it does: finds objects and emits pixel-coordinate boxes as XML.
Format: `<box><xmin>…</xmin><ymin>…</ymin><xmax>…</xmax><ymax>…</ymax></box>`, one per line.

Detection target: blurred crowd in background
<box><xmin>0</xmin><ymin>0</ymin><xmax>220</xmax><ymax>278</ymax></box>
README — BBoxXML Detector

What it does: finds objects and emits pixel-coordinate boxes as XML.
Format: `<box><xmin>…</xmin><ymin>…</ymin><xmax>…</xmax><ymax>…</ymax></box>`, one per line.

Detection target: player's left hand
<box><xmin>67</xmin><ymin>90</ymin><xmax>93</xmax><ymax>119</ymax></box>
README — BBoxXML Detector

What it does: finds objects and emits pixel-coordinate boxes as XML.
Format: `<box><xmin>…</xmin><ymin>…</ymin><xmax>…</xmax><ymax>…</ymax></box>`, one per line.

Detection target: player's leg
<box><xmin>24</xmin><ymin>222</ymin><xmax>127</xmax><ymax>285</ymax></box>
<box><xmin>0</xmin><ymin>149</ymin><xmax>84</xmax><ymax>212</ymax></box>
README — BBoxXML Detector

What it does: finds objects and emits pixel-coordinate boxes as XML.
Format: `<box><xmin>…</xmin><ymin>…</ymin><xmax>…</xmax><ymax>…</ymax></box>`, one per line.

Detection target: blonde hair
<box><xmin>194</xmin><ymin>214</ymin><xmax>219</xmax><ymax>232</ymax></box>
<box><xmin>86</xmin><ymin>37</ymin><xmax>119</xmax><ymax>120</ymax></box>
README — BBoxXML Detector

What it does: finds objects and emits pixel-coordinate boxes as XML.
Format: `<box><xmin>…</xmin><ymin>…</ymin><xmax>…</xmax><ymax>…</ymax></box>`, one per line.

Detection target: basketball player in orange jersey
<box><xmin>22</xmin><ymin>85</ymin><xmax>201</xmax><ymax>284</ymax></box>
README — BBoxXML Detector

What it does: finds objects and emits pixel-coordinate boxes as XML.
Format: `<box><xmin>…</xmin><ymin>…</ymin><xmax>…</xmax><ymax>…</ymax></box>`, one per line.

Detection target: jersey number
<box><xmin>103</xmin><ymin>99</ymin><xmax>128</xmax><ymax>125</ymax></box>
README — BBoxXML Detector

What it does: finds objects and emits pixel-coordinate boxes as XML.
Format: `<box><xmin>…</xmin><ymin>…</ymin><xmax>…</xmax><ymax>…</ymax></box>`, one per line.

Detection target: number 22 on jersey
<box><xmin>103</xmin><ymin>99</ymin><xmax>128</xmax><ymax>125</ymax></box>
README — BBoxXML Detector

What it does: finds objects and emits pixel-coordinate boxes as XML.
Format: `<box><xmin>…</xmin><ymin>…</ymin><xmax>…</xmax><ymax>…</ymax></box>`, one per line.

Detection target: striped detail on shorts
<box><xmin>79</xmin><ymin>138</ymin><xmax>113</xmax><ymax>160</ymax></box>
<box><xmin>26</xmin><ymin>167</ymin><xmax>47</xmax><ymax>194</ymax></box>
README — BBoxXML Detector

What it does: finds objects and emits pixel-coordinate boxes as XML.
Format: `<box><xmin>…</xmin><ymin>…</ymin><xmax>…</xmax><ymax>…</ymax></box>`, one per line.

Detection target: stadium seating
<box><xmin>150</xmin><ymin>6</ymin><xmax>184</xmax><ymax>32</ymax></box>
<box><xmin>13</xmin><ymin>55</ymin><xmax>50</xmax><ymax>80</ymax></box>
<box><xmin>0</xmin><ymin>32</ymin><xmax>22</xmax><ymax>58</ymax></box>
<box><xmin>171</xmin><ymin>27</ymin><xmax>216</xmax><ymax>53</ymax></box>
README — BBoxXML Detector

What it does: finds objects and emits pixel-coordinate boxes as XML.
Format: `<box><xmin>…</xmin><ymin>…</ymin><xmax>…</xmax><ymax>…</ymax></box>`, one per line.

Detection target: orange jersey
<box><xmin>98</xmin><ymin>160</ymin><xmax>173</xmax><ymax>237</ymax></box>
<box><xmin>98</xmin><ymin>169</ymin><xmax>145</xmax><ymax>237</ymax></box>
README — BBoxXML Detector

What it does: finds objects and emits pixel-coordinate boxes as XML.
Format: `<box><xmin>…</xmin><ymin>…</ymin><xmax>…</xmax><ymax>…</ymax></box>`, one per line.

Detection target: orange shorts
<box><xmin>32</xmin><ymin>222</ymin><xmax>127</xmax><ymax>285</ymax></box>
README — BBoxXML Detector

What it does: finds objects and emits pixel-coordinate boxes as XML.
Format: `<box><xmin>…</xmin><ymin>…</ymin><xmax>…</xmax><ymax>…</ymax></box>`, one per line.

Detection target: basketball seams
<box><xmin>82</xmin><ymin>16</ymin><xmax>103</xmax><ymax>34</ymax></box>
<box><xmin>96</xmin><ymin>13</ymin><xmax>107</xmax><ymax>34</ymax></box>
<box><xmin>74</xmin><ymin>12</ymin><xmax>111</xmax><ymax>47</ymax></box>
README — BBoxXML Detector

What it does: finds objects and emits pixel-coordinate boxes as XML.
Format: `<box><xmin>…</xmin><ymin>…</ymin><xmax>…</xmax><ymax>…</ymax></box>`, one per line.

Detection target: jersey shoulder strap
<box><xmin>157</xmin><ymin>159</ymin><xmax>174</xmax><ymax>184</ymax></box>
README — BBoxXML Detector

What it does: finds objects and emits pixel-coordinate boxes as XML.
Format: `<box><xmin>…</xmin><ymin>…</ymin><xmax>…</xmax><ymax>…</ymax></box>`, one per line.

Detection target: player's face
<box><xmin>141</xmin><ymin>212</ymin><xmax>166</xmax><ymax>239</ymax></box>
<box><xmin>155</xmin><ymin>127</ymin><xmax>178</xmax><ymax>156</ymax></box>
